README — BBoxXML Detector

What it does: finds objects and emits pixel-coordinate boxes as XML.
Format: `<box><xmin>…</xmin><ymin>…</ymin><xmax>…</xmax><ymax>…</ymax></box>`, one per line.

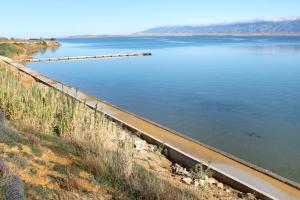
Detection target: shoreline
<box><xmin>0</xmin><ymin>39</ymin><xmax>60</xmax><ymax>60</ymax></box>
<box><xmin>1</xmin><ymin>53</ymin><xmax>300</xmax><ymax>199</ymax></box>
<box><xmin>0</xmin><ymin>39</ymin><xmax>252</xmax><ymax>199</ymax></box>
<box><xmin>64</xmin><ymin>33</ymin><xmax>300</xmax><ymax>39</ymax></box>
<box><xmin>0</xmin><ymin>54</ymin><xmax>251</xmax><ymax>200</ymax></box>
<box><xmin>1</xmin><ymin>39</ymin><xmax>300</xmax><ymax>199</ymax></box>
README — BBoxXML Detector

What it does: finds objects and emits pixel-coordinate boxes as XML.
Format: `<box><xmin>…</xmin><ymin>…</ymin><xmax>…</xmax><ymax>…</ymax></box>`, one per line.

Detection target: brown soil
<box><xmin>0</xmin><ymin>122</ymin><xmax>127</xmax><ymax>199</ymax></box>
<box><xmin>0</xmin><ymin>119</ymin><xmax>256</xmax><ymax>200</ymax></box>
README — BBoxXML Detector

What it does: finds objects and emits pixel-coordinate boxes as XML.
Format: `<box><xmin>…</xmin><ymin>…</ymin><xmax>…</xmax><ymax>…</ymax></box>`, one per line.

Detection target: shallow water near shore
<box><xmin>29</xmin><ymin>36</ymin><xmax>300</xmax><ymax>183</ymax></box>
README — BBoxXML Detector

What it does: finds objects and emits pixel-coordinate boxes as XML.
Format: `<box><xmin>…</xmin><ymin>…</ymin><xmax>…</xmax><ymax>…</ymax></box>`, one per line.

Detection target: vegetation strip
<box><xmin>1</xmin><ymin>55</ymin><xmax>299</xmax><ymax>200</ymax></box>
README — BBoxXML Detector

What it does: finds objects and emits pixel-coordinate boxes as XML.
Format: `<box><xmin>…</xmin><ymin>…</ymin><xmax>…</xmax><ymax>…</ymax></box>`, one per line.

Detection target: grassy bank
<box><xmin>0</xmin><ymin>43</ymin><xmax>24</xmax><ymax>58</ymax></box>
<box><xmin>0</xmin><ymin>39</ymin><xmax>60</xmax><ymax>59</ymax></box>
<box><xmin>0</xmin><ymin>62</ymin><xmax>208</xmax><ymax>199</ymax></box>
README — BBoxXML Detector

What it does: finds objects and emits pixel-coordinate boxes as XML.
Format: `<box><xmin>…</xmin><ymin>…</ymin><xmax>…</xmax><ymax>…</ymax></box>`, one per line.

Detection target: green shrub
<box><xmin>0</xmin><ymin>43</ymin><xmax>24</xmax><ymax>58</ymax></box>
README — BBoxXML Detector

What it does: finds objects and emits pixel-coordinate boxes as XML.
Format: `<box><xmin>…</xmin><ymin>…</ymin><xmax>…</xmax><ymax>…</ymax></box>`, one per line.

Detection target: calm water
<box><xmin>29</xmin><ymin>36</ymin><xmax>300</xmax><ymax>183</ymax></box>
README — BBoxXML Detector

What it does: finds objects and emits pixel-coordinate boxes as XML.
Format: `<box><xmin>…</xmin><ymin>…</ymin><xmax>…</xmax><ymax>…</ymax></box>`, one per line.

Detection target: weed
<box><xmin>52</xmin><ymin>163</ymin><xmax>68</xmax><ymax>175</ymax></box>
<box><xmin>48</xmin><ymin>174</ymin><xmax>80</xmax><ymax>192</ymax></box>
<box><xmin>22</xmin><ymin>152</ymin><xmax>34</xmax><ymax>159</ymax></box>
<box><xmin>7</xmin><ymin>153</ymin><xmax>28</xmax><ymax>168</ymax></box>
<box><xmin>30</xmin><ymin>145</ymin><xmax>43</xmax><ymax>157</ymax></box>
<box><xmin>190</xmin><ymin>163</ymin><xmax>212</xmax><ymax>180</ymax></box>
<box><xmin>24</xmin><ymin>183</ymin><xmax>51</xmax><ymax>200</ymax></box>
<box><xmin>29</xmin><ymin>168</ymin><xmax>38</xmax><ymax>175</ymax></box>
<box><xmin>34</xmin><ymin>159</ymin><xmax>46</xmax><ymax>166</ymax></box>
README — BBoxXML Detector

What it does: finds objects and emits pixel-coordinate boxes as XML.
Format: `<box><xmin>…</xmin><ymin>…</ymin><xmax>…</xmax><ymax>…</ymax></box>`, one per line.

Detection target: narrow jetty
<box><xmin>20</xmin><ymin>52</ymin><xmax>152</xmax><ymax>63</ymax></box>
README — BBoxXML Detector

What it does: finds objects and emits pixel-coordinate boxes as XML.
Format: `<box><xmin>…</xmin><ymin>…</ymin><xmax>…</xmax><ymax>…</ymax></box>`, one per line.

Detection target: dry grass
<box><xmin>0</xmin><ymin>62</ymin><xmax>204</xmax><ymax>199</ymax></box>
<box><xmin>0</xmin><ymin>39</ymin><xmax>60</xmax><ymax>59</ymax></box>
<box><xmin>0</xmin><ymin>43</ymin><xmax>24</xmax><ymax>58</ymax></box>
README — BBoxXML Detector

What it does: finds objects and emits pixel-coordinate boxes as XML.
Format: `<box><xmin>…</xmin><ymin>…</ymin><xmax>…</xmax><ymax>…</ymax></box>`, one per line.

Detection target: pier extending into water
<box><xmin>1</xmin><ymin>55</ymin><xmax>300</xmax><ymax>200</ymax></box>
<box><xmin>20</xmin><ymin>52</ymin><xmax>152</xmax><ymax>63</ymax></box>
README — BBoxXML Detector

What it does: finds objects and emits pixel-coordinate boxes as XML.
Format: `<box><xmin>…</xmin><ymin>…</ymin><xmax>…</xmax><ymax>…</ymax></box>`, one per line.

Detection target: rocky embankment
<box><xmin>133</xmin><ymin>136</ymin><xmax>257</xmax><ymax>200</ymax></box>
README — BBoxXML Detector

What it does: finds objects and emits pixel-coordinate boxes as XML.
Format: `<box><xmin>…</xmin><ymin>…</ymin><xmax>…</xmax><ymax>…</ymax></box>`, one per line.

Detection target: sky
<box><xmin>1</xmin><ymin>0</ymin><xmax>300</xmax><ymax>38</ymax></box>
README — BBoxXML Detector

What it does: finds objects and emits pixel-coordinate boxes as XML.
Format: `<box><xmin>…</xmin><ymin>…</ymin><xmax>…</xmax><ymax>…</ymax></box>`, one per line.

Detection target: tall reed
<box><xmin>0</xmin><ymin>63</ymin><xmax>200</xmax><ymax>199</ymax></box>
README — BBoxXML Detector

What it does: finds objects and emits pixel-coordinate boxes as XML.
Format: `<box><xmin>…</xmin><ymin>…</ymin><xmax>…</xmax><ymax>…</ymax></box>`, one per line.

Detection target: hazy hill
<box><xmin>141</xmin><ymin>18</ymin><xmax>300</xmax><ymax>34</ymax></box>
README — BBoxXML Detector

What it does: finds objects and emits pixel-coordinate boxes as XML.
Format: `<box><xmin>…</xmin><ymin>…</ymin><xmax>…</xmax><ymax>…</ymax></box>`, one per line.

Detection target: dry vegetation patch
<box><xmin>0</xmin><ymin>39</ymin><xmax>60</xmax><ymax>60</ymax></box>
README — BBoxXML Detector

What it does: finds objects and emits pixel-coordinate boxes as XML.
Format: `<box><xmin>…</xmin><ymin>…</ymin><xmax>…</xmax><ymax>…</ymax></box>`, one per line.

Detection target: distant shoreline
<box><xmin>64</xmin><ymin>33</ymin><xmax>300</xmax><ymax>39</ymax></box>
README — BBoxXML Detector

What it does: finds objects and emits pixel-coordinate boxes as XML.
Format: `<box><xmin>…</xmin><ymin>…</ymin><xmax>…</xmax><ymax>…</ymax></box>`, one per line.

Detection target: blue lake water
<box><xmin>29</xmin><ymin>36</ymin><xmax>300</xmax><ymax>183</ymax></box>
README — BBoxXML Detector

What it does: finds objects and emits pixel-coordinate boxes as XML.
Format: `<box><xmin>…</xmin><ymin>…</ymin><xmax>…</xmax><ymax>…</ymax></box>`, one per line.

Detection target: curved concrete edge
<box><xmin>1</xmin><ymin>55</ymin><xmax>300</xmax><ymax>200</ymax></box>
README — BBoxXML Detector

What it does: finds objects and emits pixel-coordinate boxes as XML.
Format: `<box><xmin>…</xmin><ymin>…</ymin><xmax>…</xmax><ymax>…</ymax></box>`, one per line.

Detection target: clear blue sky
<box><xmin>1</xmin><ymin>0</ymin><xmax>299</xmax><ymax>38</ymax></box>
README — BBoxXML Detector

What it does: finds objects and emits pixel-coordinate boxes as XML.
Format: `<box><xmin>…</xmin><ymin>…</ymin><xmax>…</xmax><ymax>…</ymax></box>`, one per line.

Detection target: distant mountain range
<box><xmin>141</xmin><ymin>18</ymin><xmax>300</xmax><ymax>35</ymax></box>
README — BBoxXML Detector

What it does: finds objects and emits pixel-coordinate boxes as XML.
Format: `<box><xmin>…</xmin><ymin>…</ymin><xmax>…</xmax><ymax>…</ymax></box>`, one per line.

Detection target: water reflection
<box><xmin>234</xmin><ymin>44</ymin><xmax>300</xmax><ymax>55</ymax></box>
<box><xmin>36</xmin><ymin>46</ymin><xmax>59</xmax><ymax>55</ymax></box>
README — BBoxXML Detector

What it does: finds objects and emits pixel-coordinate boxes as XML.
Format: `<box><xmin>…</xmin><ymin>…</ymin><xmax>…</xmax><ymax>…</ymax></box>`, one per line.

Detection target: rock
<box><xmin>163</xmin><ymin>148</ymin><xmax>168</xmax><ymax>156</ymax></box>
<box><xmin>199</xmin><ymin>179</ymin><xmax>206</xmax><ymax>187</ymax></box>
<box><xmin>140</xmin><ymin>150</ymin><xmax>147</xmax><ymax>154</ymax></box>
<box><xmin>133</xmin><ymin>137</ymin><xmax>148</xmax><ymax>151</ymax></box>
<box><xmin>245</xmin><ymin>193</ymin><xmax>256</xmax><ymax>200</ymax></box>
<box><xmin>237</xmin><ymin>192</ymin><xmax>245</xmax><ymax>198</ymax></box>
<box><xmin>182</xmin><ymin>177</ymin><xmax>192</xmax><ymax>185</ymax></box>
<box><xmin>148</xmin><ymin>145</ymin><xmax>156</xmax><ymax>152</ymax></box>
<box><xmin>171</xmin><ymin>163</ymin><xmax>179</xmax><ymax>173</ymax></box>
<box><xmin>171</xmin><ymin>163</ymin><xmax>190</xmax><ymax>176</ymax></box>
<box><xmin>193</xmin><ymin>180</ymin><xmax>199</xmax><ymax>187</ymax></box>
<box><xmin>207</xmin><ymin>178</ymin><xmax>216</xmax><ymax>185</ymax></box>
<box><xmin>182</xmin><ymin>168</ymin><xmax>190</xmax><ymax>176</ymax></box>
<box><xmin>225</xmin><ymin>188</ymin><xmax>231</xmax><ymax>193</ymax></box>
<box><xmin>217</xmin><ymin>182</ymin><xmax>223</xmax><ymax>189</ymax></box>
